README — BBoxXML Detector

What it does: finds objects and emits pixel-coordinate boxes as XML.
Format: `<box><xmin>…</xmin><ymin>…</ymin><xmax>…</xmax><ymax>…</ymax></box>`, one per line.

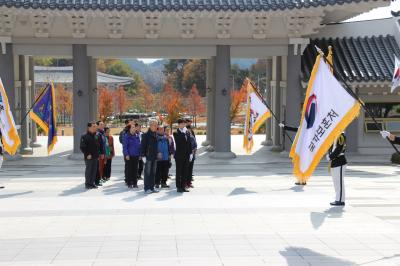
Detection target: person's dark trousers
<box><xmin>124</xmin><ymin>157</ymin><xmax>128</xmax><ymax>184</ymax></box>
<box><xmin>188</xmin><ymin>160</ymin><xmax>195</xmax><ymax>183</ymax></box>
<box><xmin>126</xmin><ymin>156</ymin><xmax>139</xmax><ymax>187</ymax></box>
<box><xmin>104</xmin><ymin>159</ymin><xmax>112</xmax><ymax>179</ymax></box>
<box><xmin>138</xmin><ymin>159</ymin><xmax>144</xmax><ymax>178</ymax></box>
<box><xmin>144</xmin><ymin>160</ymin><xmax>157</xmax><ymax>191</ymax></box>
<box><xmin>156</xmin><ymin>161</ymin><xmax>169</xmax><ymax>185</ymax></box>
<box><xmin>95</xmin><ymin>160</ymin><xmax>101</xmax><ymax>185</ymax></box>
<box><xmin>85</xmin><ymin>159</ymin><xmax>98</xmax><ymax>187</ymax></box>
<box><xmin>175</xmin><ymin>158</ymin><xmax>189</xmax><ymax>191</ymax></box>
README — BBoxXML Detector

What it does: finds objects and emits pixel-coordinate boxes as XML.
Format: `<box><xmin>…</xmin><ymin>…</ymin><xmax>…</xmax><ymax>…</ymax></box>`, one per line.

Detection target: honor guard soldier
<box><xmin>327</xmin><ymin>132</ymin><xmax>347</xmax><ymax>206</ymax></box>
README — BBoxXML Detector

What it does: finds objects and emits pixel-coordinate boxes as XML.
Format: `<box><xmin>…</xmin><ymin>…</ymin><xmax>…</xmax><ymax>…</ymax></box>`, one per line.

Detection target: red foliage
<box><xmin>98</xmin><ymin>86</ymin><xmax>114</xmax><ymax>121</ymax></box>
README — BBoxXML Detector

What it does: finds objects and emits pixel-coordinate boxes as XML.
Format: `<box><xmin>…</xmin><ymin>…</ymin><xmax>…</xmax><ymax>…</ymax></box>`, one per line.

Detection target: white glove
<box><xmin>278</xmin><ymin>123</ymin><xmax>285</xmax><ymax>128</ymax></box>
<box><xmin>326</xmin><ymin>154</ymin><xmax>330</xmax><ymax>162</ymax></box>
<box><xmin>142</xmin><ymin>157</ymin><xmax>146</xmax><ymax>163</ymax></box>
<box><xmin>380</xmin><ymin>131</ymin><xmax>390</xmax><ymax>139</ymax></box>
<box><xmin>189</xmin><ymin>154</ymin><xmax>193</xmax><ymax>162</ymax></box>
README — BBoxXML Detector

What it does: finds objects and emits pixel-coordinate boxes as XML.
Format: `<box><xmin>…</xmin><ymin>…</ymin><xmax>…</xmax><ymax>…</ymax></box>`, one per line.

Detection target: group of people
<box><xmin>80</xmin><ymin>118</ymin><xmax>197</xmax><ymax>194</ymax></box>
<box><xmin>80</xmin><ymin>121</ymin><xmax>115</xmax><ymax>189</ymax></box>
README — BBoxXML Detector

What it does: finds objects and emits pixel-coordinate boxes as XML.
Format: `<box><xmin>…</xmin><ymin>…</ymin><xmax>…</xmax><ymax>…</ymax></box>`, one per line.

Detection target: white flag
<box><xmin>391</xmin><ymin>55</ymin><xmax>400</xmax><ymax>93</ymax></box>
<box><xmin>243</xmin><ymin>79</ymin><xmax>271</xmax><ymax>154</ymax></box>
<box><xmin>289</xmin><ymin>56</ymin><xmax>360</xmax><ymax>182</ymax></box>
<box><xmin>0</xmin><ymin>78</ymin><xmax>21</xmax><ymax>155</ymax></box>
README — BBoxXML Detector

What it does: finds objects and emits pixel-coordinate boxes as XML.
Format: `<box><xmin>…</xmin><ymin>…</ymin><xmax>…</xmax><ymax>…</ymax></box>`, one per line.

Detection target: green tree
<box><xmin>183</xmin><ymin>59</ymin><xmax>206</xmax><ymax>96</ymax></box>
<box><xmin>231</xmin><ymin>64</ymin><xmax>249</xmax><ymax>89</ymax></box>
<box><xmin>163</xmin><ymin>59</ymin><xmax>188</xmax><ymax>92</ymax></box>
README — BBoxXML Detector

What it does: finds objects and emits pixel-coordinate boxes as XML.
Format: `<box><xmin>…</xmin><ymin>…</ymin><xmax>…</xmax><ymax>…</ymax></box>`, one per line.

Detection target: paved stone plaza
<box><xmin>0</xmin><ymin>136</ymin><xmax>399</xmax><ymax>266</ymax></box>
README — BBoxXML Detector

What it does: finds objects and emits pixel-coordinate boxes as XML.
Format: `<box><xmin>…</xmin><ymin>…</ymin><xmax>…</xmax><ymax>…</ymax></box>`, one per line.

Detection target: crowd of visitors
<box><xmin>80</xmin><ymin>118</ymin><xmax>197</xmax><ymax>193</ymax></box>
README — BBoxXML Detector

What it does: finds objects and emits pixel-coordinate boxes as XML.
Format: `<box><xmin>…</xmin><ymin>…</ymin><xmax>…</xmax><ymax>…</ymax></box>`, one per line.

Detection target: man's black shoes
<box><xmin>295</xmin><ymin>182</ymin><xmax>307</xmax><ymax>186</ymax></box>
<box><xmin>330</xmin><ymin>201</ymin><xmax>345</xmax><ymax>206</ymax></box>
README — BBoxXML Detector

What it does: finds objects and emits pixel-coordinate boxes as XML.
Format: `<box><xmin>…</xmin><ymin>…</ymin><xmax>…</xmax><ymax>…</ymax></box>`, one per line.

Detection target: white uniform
<box><xmin>328</xmin><ymin>133</ymin><xmax>347</xmax><ymax>204</ymax></box>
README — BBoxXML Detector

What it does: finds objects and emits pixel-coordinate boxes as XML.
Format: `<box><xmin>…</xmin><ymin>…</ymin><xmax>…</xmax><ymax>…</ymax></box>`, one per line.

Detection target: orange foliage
<box><xmin>113</xmin><ymin>85</ymin><xmax>127</xmax><ymax>117</ymax></box>
<box><xmin>230</xmin><ymin>85</ymin><xmax>247</xmax><ymax>122</ymax></box>
<box><xmin>55</xmin><ymin>84</ymin><xmax>72</xmax><ymax>124</ymax></box>
<box><xmin>98</xmin><ymin>86</ymin><xmax>114</xmax><ymax>121</ymax></box>
<box><xmin>140</xmin><ymin>84</ymin><xmax>154</xmax><ymax>113</ymax></box>
<box><xmin>161</xmin><ymin>83</ymin><xmax>185</xmax><ymax>128</ymax></box>
<box><xmin>186</xmin><ymin>84</ymin><xmax>205</xmax><ymax>126</ymax></box>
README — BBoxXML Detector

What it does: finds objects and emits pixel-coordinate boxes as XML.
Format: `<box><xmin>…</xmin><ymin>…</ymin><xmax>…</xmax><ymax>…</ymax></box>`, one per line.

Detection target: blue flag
<box><xmin>30</xmin><ymin>83</ymin><xmax>57</xmax><ymax>154</ymax></box>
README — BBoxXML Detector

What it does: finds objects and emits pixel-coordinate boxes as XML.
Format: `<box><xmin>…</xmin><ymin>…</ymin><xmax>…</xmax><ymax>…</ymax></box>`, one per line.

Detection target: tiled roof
<box><xmin>0</xmin><ymin>0</ymin><xmax>367</xmax><ymax>12</ymax></box>
<box><xmin>35</xmin><ymin>66</ymin><xmax>134</xmax><ymax>86</ymax></box>
<box><xmin>302</xmin><ymin>35</ymin><xmax>400</xmax><ymax>83</ymax></box>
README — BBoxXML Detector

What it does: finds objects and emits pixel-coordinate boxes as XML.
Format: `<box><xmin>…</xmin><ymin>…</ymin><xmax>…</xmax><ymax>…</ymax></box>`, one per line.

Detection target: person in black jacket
<box><xmin>380</xmin><ymin>130</ymin><xmax>400</xmax><ymax>145</ymax></box>
<box><xmin>173</xmin><ymin>119</ymin><xmax>192</xmax><ymax>193</ymax></box>
<box><xmin>141</xmin><ymin>120</ymin><xmax>159</xmax><ymax>194</ymax></box>
<box><xmin>327</xmin><ymin>132</ymin><xmax>347</xmax><ymax>206</ymax></box>
<box><xmin>80</xmin><ymin>122</ymin><xmax>100</xmax><ymax>189</ymax></box>
<box><xmin>186</xmin><ymin>119</ymin><xmax>197</xmax><ymax>188</ymax></box>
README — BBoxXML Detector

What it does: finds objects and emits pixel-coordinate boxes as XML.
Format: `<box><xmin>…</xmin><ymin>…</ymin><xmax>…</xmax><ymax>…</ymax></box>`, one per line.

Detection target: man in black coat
<box><xmin>173</xmin><ymin>119</ymin><xmax>192</xmax><ymax>193</ymax></box>
<box><xmin>80</xmin><ymin>122</ymin><xmax>100</xmax><ymax>189</ymax></box>
<box><xmin>141</xmin><ymin>120</ymin><xmax>159</xmax><ymax>194</ymax></box>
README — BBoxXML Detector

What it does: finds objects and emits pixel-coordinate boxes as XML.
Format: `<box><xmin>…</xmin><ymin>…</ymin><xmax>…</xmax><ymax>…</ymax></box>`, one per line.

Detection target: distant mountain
<box><xmin>122</xmin><ymin>58</ymin><xmax>256</xmax><ymax>92</ymax></box>
<box><xmin>123</xmin><ymin>59</ymin><xmax>167</xmax><ymax>92</ymax></box>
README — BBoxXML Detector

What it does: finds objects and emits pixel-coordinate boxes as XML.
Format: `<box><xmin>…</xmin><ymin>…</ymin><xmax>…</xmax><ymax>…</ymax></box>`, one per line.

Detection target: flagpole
<box><xmin>20</xmin><ymin>83</ymin><xmax>49</xmax><ymax>125</ymax></box>
<box><xmin>249</xmin><ymin>80</ymin><xmax>294</xmax><ymax>143</ymax></box>
<box><xmin>315</xmin><ymin>46</ymin><xmax>400</xmax><ymax>155</ymax></box>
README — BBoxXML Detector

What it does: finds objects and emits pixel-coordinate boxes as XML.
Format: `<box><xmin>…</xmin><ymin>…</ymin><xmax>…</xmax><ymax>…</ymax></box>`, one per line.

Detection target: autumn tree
<box><xmin>98</xmin><ymin>86</ymin><xmax>114</xmax><ymax>121</ymax></box>
<box><xmin>161</xmin><ymin>83</ymin><xmax>185</xmax><ymax>130</ymax></box>
<box><xmin>55</xmin><ymin>84</ymin><xmax>73</xmax><ymax>125</ymax></box>
<box><xmin>113</xmin><ymin>86</ymin><xmax>127</xmax><ymax>121</ymax></box>
<box><xmin>140</xmin><ymin>84</ymin><xmax>154</xmax><ymax>113</ymax></box>
<box><xmin>230</xmin><ymin>84</ymin><xmax>247</xmax><ymax>123</ymax></box>
<box><xmin>186</xmin><ymin>84</ymin><xmax>205</xmax><ymax>127</ymax></box>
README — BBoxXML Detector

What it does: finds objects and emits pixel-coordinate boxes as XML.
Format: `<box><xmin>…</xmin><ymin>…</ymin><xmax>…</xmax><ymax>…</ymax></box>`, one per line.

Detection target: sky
<box><xmin>138</xmin><ymin>2</ymin><xmax>400</xmax><ymax>64</ymax></box>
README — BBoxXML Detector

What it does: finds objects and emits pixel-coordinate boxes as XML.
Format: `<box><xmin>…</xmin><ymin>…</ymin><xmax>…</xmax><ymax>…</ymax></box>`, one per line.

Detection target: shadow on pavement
<box><xmin>0</xmin><ymin>190</ymin><xmax>33</xmax><ymax>199</ymax></box>
<box><xmin>310</xmin><ymin>207</ymin><xmax>345</xmax><ymax>229</ymax></box>
<box><xmin>156</xmin><ymin>189</ymin><xmax>183</xmax><ymax>201</ymax></box>
<box><xmin>228</xmin><ymin>187</ymin><xmax>257</xmax><ymax>196</ymax></box>
<box><xmin>280</xmin><ymin>247</ymin><xmax>355</xmax><ymax>265</ymax></box>
<box><xmin>59</xmin><ymin>184</ymin><xmax>88</xmax><ymax>196</ymax></box>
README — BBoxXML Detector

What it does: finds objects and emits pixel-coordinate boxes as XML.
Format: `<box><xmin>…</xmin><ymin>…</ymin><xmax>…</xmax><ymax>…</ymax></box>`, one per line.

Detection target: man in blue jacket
<box><xmin>155</xmin><ymin>126</ymin><xmax>170</xmax><ymax>189</ymax></box>
<box><xmin>123</xmin><ymin>125</ymin><xmax>141</xmax><ymax>188</ymax></box>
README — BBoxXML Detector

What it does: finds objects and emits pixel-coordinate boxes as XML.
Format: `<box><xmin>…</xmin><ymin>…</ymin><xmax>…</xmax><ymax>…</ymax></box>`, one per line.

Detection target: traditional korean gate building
<box><xmin>0</xmin><ymin>0</ymin><xmax>395</xmax><ymax>157</ymax></box>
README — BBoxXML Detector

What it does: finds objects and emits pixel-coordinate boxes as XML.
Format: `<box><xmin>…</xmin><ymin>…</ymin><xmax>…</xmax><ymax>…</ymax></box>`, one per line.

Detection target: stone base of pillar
<box><xmin>205</xmin><ymin>145</ymin><xmax>215</xmax><ymax>152</ymax></box>
<box><xmin>210</xmin><ymin>151</ymin><xmax>236</xmax><ymax>159</ymax></box>
<box><xmin>69</xmin><ymin>153</ymin><xmax>84</xmax><ymax>160</ymax></box>
<box><xmin>261</xmin><ymin>139</ymin><xmax>273</xmax><ymax>146</ymax></box>
<box><xmin>270</xmin><ymin>146</ymin><xmax>283</xmax><ymax>152</ymax></box>
<box><xmin>279</xmin><ymin>150</ymin><xmax>289</xmax><ymax>157</ymax></box>
<box><xmin>20</xmin><ymin>148</ymin><xmax>33</xmax><ymax>155</ymax></box>
<box><xmin>4</xmin><ymin>154</ymin><xmax>23</xmax><ymax>161</ymax></box>
<box><xmin>30</xmin><ymin>142</ymin><xmax>42</xmax><ymax>148</ymax></box>
<box><xmin>201</xmin><ymin>140</ymin><xmax>210</xmax><ymax>147</ymax></box>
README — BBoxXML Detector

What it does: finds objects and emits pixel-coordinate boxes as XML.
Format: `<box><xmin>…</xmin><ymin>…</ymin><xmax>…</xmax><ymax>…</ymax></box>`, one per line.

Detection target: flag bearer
<box><xmin>327</xmin><ymin>132</ymin><xmax>347</xmax><ymax>206</ymax></box>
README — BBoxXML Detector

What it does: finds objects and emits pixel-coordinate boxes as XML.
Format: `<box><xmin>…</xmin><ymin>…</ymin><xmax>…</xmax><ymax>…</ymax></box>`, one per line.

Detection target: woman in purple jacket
<box><xmin>123</xmin><ymin>125</ymin><xmax>141</xmax><ymax>188</ymax></box>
